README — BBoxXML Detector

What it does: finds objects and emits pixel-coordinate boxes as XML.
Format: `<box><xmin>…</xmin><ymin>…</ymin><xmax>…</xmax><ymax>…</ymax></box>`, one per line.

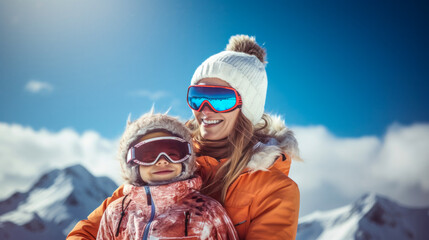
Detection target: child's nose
<box><xmin>156</xmin><ymin>157</ymin><xmax>169</xmax><ymax>165</ymax></box>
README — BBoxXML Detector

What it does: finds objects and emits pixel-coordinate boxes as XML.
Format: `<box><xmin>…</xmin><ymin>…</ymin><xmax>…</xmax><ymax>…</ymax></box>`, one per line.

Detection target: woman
<box><xmin>67</xmin><ymin>35</ymin><xmax>301</xmax><ymax>240</ymax></box>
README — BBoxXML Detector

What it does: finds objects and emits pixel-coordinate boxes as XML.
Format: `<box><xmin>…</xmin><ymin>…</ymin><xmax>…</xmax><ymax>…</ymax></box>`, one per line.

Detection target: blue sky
<box><xmin>1</xmin><ymin>0</ymin><xmax>428</xmax><ymax>138</ymax></box>
<box><xmin>1</xmin><ymin>0</ymin><xmax>429</xmax><ymax>216</ymax></box>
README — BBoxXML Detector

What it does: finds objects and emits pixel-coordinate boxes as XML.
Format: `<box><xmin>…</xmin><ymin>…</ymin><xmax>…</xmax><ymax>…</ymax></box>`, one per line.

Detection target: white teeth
<box><xmin>202</xmin><ymin>119</ymin><xmax>222</xmax><ymax>125</ymax></box>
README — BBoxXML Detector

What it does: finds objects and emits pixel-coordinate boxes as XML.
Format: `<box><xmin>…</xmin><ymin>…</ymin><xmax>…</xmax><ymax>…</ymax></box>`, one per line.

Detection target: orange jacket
<box><xmin>67</xmin><ymin>116</ymin><xmax>300</xmax><ymax>239</ymax></box>
<box><xmin>198</xmin><ymin>153</ymin><xmax>299</xmax><ymax>240</ymax></box>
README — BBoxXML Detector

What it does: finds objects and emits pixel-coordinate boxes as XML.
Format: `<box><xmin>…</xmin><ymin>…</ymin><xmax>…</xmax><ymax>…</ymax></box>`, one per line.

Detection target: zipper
<box><xmin>234</xmin><ymin>220</ymin><xmax>246</xmax><ymax>226</ymax></box>
<box><xmin>184</xmin><ymin>211</ymin><xmax>190</xmax><ymax>236</ymax></box>
<box><xmin>142</xmin><ymin>186</ymin><xmax>155</xmax><ymax>240</ymax></box>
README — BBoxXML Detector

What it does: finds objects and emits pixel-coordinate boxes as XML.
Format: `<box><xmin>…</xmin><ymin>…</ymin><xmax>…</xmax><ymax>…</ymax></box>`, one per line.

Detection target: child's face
<box><xmin>137</xmin><ymin>132</ymin><xmax>183</xmax><ymax>183</ymax></box>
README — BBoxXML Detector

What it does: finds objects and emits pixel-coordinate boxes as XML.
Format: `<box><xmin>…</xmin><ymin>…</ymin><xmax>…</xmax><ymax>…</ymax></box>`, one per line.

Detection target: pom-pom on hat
<box><xmin>191</xmin><ymin>35</ymin><xmax>268</xmax><ymax>125</ymax></box>
<box><xmin>118</xmin><ymin>109</ymin><xmax>196</xmax><ymax>186</ymax></box>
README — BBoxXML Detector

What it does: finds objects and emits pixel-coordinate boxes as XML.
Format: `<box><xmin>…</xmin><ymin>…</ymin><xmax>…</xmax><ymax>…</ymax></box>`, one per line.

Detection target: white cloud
<box><xmin>1</xmin><ymin>121</ymin><xmax>428</xmax><ymax>217</ymax></box>
<box><xmin>24</xmin><ymin>80</ymin><xmax>54</xmax><ymax>93</ymax></box>
<box><xmin>0</xmin><ymin>122</ymin><xmax>121</xmax><ymax>200</ymax></box>
<box><xmin>290</xmin><ymin>123</ymin><xmax>429</xmax><ymax>215</ymax></box>
<box><xmin>132</xmin><ymin>90</ymin><xmax>168</xmax><ymax>101</ymax></box>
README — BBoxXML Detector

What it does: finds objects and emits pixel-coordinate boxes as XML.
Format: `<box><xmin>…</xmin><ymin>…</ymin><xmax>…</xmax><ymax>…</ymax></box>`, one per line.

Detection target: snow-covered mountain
<box><xmin>297</xmin><ymin>193</ymin><xmax>429</xmax><ymax>240</ymax></box>
<box><xmin>0</xmin><ymin>164</ymin><xmax>118</xmax><ymax>239</ymax></box>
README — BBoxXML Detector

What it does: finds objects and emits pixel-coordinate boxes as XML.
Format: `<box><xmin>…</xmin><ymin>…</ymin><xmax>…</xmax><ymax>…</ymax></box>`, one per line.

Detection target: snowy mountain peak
<box><xmin>298</xmin><ymin>193</ymin><xmax>429</xmax><ymax>240</ymax></box>
<box><xmin>349</xmin><ymin>193</ymin><xmax>398</xmax><ymax>218</ymax></box>
<box><xmin>63</xmin><ymin>164</ymin><xmax>95</xmax><ymax>180</ymax></box>
<box><xmin>31</xmin><ymin>164</ymin><xmax>93</xmax><ymax>191</ymax></box>
<box><xmin>353</xmin><ymin>193</ymin><xmax>388</xmax><ymax>208</ymax></box>
<box><xmin>0</xmin><ymin>164</ymin><xmax>118</xmax><ymax>240</ymax></box>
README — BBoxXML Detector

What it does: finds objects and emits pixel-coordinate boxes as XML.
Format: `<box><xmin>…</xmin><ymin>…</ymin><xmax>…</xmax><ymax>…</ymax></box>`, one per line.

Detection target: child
<box><xmin>96</xmin><ymin>112</ymin><xmax>238</xmax><ymax>240</ymax></box>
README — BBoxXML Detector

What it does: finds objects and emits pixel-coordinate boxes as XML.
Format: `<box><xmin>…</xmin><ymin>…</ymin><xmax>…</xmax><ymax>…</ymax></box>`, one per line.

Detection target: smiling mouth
<box><xmin>202</xmin><ymin>119</ymin><xmax>223</xmax><ymax>125</ymax></box>
<box><xmin>153</xmin><ymin>170</ymin><xmax>174</xmax><ymax>174</ymax></box>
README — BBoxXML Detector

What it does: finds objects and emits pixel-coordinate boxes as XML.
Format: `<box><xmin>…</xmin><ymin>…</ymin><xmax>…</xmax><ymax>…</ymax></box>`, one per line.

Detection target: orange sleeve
<box><xmin>247</xmin><ymin>178</ymin><xmax>300</xmax><ymax>240</ymax></box>
<box><xmin>66</xmin><ymin>185</ymin><xmax>124</xmax><ymax>240</ymax></box>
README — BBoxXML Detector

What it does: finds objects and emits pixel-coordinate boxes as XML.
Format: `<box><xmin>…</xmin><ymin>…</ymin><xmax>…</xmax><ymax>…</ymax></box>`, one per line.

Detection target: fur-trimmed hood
<box><xmin>247</xmin><ymin>114</ymin><xmax>301</xmax><ymax>172</ymax></box>
<box><xmin>118</xmin><ymin>110</ymin><xmax>196</xmax><ymax>186</ymax></box>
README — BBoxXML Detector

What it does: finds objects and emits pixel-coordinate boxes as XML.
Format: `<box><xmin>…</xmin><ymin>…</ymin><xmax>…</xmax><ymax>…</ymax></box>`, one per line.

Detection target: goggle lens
<box><xmin>187</xmin><ymin>86</ymin><xmax>241</xmax><ymax>112</ymax></box>
<box><xmin>126</xmin><ymin>137</ymin><xmax>191</xmax><ymax>166</ymax></box>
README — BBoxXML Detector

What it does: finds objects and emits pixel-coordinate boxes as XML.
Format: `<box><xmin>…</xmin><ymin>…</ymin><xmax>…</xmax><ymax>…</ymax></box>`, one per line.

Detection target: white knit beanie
<box><xmin>190</xmin><ymin>35</ymin><xmax>268</xmax><ymax>125</ymax></box>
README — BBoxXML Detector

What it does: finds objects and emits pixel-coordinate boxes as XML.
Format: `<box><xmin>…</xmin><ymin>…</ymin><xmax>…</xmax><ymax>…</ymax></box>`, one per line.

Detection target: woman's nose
<box><xmin>201</xmin><ymin>104</ymin><xmax>215</xmax><ymax>114</ymax></box>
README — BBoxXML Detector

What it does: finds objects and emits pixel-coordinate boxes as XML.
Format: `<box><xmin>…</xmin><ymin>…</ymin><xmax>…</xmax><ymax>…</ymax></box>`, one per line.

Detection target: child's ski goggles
<box><xmin>126</xmin><ymin>136</ymin><xmax>192</xmax><ymax>166</ymax></box>
<box><xmin>187</xmin><ymin>85</ymin><xmax>242</xmax><ymax>113</ymax></box>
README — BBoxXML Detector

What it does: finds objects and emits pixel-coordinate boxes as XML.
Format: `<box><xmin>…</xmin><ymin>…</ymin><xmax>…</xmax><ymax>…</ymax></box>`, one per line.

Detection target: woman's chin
<box><xmin>201</xmin><ymin>129</ymin><xmax>226</xmax><ymax>141</ymax></box>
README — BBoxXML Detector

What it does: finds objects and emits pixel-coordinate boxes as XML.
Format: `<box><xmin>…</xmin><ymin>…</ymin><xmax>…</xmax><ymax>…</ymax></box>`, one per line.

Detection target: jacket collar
<box><xmin>123</xmin><ymin>177</ymin><xmax>202</xmax><ymax>205</ymax></box>
<box><xmin>247</xmin><ymin>114</ymin><xmax>300</xmax><ymax>172</ymax></box>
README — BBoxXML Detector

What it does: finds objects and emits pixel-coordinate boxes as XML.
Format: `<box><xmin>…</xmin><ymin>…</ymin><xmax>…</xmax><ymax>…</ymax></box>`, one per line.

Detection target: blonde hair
<box><xmin>187</xmin><ymin>113</ymin><xmax>271</xmax><ymax>203</ymax></box>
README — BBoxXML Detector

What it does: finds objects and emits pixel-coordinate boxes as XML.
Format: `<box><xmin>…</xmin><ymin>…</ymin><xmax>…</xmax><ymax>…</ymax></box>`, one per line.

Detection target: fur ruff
<box><xmin>247</xmin><ymin>114</ymin><xmax>301</xmax><ymax>172</ymax></box>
